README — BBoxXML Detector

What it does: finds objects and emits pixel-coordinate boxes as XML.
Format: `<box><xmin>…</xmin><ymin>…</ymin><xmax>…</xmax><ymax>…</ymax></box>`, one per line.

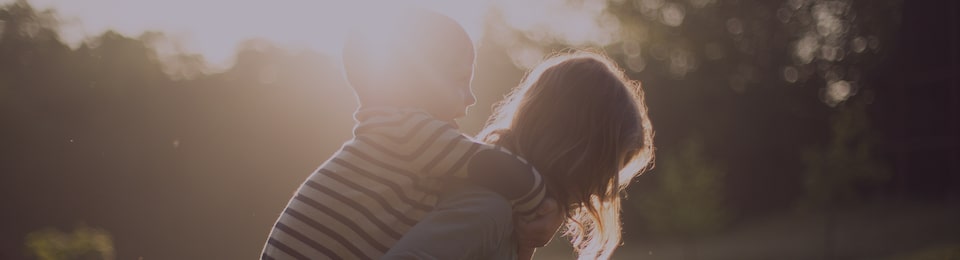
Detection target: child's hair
<box><xmin>341</xmin><ymin>8</ymin><xmax>475</xmax><ymax>110</ymax></box>
<box><xmin>478</xmin><ymin>51</ymin><xmax>655</xmax><ymax>259</ymax></box>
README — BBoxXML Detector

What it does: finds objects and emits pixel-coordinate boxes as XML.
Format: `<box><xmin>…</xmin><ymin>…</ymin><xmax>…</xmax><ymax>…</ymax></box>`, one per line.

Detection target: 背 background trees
<box><xmin>2</xmin><ymin>0</ymin><xmax>957</xmax><ymax>259</ymax></box>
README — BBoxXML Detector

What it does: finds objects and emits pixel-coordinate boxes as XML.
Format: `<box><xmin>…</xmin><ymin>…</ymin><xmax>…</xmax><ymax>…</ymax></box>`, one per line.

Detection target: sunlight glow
<box><xmin>794</xmin><ymin>34</ymin><xmax>819</xmax><ymax>64</ymax></box>
<box><xmin>785</xmin><ymin>0</ymin><xmax>874</xmax><ymax>106</ymax></box>
<box><xmin>15</xmin><ymin>0</ymin><xmax>489</xmax><ymax>67</ymax></box>
<box><xmin>813</xmin><ymin>2</ymin><xmax>845</xmax><ymax>37</ymax></box>
<box><xmin>489</xmin><ymin>0</ymin><xmax>634</xmax><ymax>68</ymax></box>
<box><xmin>635</xmin><ymin>0</ymin><xmax>665</xmax><ymax>19</ymax></box>
<box><xmin>13</xmin><ymin>0</ymin><xmax>623</xmax><ymax>70</ymax></box>
<box><xmin>493</xmin><ymin>0</ymin><xmax>622</xmax><ymax>68</ymax></box>
<box><xmin>823</xmin><ymin>80</ymin><xmax>854</xmax><ymax>107</ymax></box>
<box><xmin>659</xmin><ymin>3</ymin><xmax>685</xmax><ymax>27</ymax></box>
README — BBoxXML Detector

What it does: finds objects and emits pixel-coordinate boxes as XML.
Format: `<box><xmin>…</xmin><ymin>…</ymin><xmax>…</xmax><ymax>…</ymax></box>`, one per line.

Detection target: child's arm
<box><xmin>464</xmin><ymin>147</ymin><xmax>547</xmax><ymax>219</ymax></box>
<box><xmin>354</xmin><ymin>111</ymin><xmax>547</xmax><ymax>216</ymax></box>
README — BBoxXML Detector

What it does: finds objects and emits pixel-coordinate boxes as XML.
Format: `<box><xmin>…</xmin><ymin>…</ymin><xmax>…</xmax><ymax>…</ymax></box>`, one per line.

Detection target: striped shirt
<box><xmin>262</xmin><ymin>107</ymin><xmax>547</xmax><ymax>260</ymax></box>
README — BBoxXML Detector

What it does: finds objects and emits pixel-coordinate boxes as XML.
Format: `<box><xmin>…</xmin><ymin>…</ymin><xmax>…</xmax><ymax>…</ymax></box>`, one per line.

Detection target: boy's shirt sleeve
<box><xmin>354</xmin><ymin>111</ymin><xmax>547</xmax><ymax>216</ymax></box>
<box><xmin>464</xmin><ymin>147</ymin><xmax>548</xmax><ymax>217</ymax></box>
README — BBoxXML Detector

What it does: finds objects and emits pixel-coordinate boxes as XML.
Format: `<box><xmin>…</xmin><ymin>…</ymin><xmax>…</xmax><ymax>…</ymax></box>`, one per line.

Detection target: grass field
<box><xmin>535</xmin><ymin>202</ymin><xmax>960</xmax><ymax>259</ymax></box>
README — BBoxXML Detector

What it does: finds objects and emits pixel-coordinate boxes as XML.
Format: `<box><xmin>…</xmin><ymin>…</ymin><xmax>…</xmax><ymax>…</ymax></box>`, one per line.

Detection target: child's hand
<box><xmin>515</xmin><ymin>198</ymin><xmax>564</xmax><ymax>249</ymax></box>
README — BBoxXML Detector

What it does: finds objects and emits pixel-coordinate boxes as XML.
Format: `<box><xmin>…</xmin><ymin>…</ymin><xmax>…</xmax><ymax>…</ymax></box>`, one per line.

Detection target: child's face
<box><xmin>448</xmin><ymin>48</ymin><xmax>477</xmax><ymax>120</ymax></box>
<box><xmin>422</xmin><ymin>37</ymin><xmax>477</xmax><ymax>121</ymax></box>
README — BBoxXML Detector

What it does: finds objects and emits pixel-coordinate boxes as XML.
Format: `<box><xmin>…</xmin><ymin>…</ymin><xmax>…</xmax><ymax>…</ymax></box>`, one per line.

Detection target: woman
<box><xmin>384</xmin><ymin>50</ymin><xmax>654</xmax><ymax>260</ymax></box>
<box><xmin>478</xmin><ymin>50</ymin><xmax>655</xmax><ymax>259</ymax></box>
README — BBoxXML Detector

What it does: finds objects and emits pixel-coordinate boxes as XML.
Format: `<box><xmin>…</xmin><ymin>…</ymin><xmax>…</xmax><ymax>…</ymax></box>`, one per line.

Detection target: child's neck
<box><xmin>356</xmin><ymin>104</ymin><xmax>457</xmax><ymax>128</ymax></box>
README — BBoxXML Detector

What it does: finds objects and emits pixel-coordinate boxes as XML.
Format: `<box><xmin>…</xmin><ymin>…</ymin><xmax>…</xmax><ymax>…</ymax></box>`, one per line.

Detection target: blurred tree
<box><xmin>798</xmin><ymin>98</ymin><xmax>891</xmax><ymax>259</ymax></box>
<box><xmin>597</xmin><ymin>0</ymin><xmax>901</xmax><ymax>219</ymax></box>
<box><xmin>636</xmin><ymin>138</ymin><xmax>728</xmax><ymax>259</ymax></box>
<box><xmin>604</xmin><ymin>0</ymin><xmax>901</xmax><ymax>93</ymax></box>
<box><xmin>0</xmin><ymin>0</ymin><xmax>925</xmax><ymax>258</ymax></box>
<box><xmin>1</xmin><ymin>2</ymin><xmax>354</xmax><ymax>258</ymax></box>
<box><xmin>24</xmin><ymin>225</ymin><xmax>115</xmax><ymax>260</ymax></box>
<box><xmin>800</xmin><ymin>99</ymin><xmax>891</xmax><ymax>209</ymax></box>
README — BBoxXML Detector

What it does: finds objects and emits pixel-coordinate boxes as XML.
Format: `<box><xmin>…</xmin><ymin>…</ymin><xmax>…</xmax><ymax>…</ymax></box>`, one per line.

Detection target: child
<box><xmin>261</xmin><ymin>9</ymin><xmax>548</xmax><ymax>260</ymax></box>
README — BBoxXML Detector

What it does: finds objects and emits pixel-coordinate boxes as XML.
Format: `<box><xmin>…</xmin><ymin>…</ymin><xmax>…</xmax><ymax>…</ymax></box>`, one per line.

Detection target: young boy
<box><xmin>261</xmin><ymin>9</ymin><xmax>553</xmax><ymax>260</ymax></box>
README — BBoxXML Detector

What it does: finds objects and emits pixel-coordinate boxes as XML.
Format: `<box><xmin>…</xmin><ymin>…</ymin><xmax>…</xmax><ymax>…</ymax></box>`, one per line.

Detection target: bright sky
<box><xmin>11</xmin><ymin>0</ymin><xmax>621</xmax><ymax>68</ymax></box>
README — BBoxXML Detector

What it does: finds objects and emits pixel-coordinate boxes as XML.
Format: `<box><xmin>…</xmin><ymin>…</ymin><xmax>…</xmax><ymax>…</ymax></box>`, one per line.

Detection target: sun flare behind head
<box><xmin>16</xmin><ymin>0</ymin><xmax>489</xmax><ymax>67</ymax></box>
<box><xmin>15</xmin><ymin>0</ymin><xmax>623</xmax><ymax>71</ymax></box>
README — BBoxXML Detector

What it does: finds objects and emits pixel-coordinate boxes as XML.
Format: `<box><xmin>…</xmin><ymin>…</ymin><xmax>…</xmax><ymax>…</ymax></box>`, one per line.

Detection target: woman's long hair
<box><xmin>478</xmin><ymin>51</ymin><xmax>654</xmax><ymax>259</ymax></box>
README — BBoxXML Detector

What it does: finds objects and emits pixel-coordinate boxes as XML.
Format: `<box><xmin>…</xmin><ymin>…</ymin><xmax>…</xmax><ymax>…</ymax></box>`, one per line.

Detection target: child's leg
<box><xmin>382</xmin><ymin>184</ymin><xmax>517</xmax><ymax>260</ymax></box>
